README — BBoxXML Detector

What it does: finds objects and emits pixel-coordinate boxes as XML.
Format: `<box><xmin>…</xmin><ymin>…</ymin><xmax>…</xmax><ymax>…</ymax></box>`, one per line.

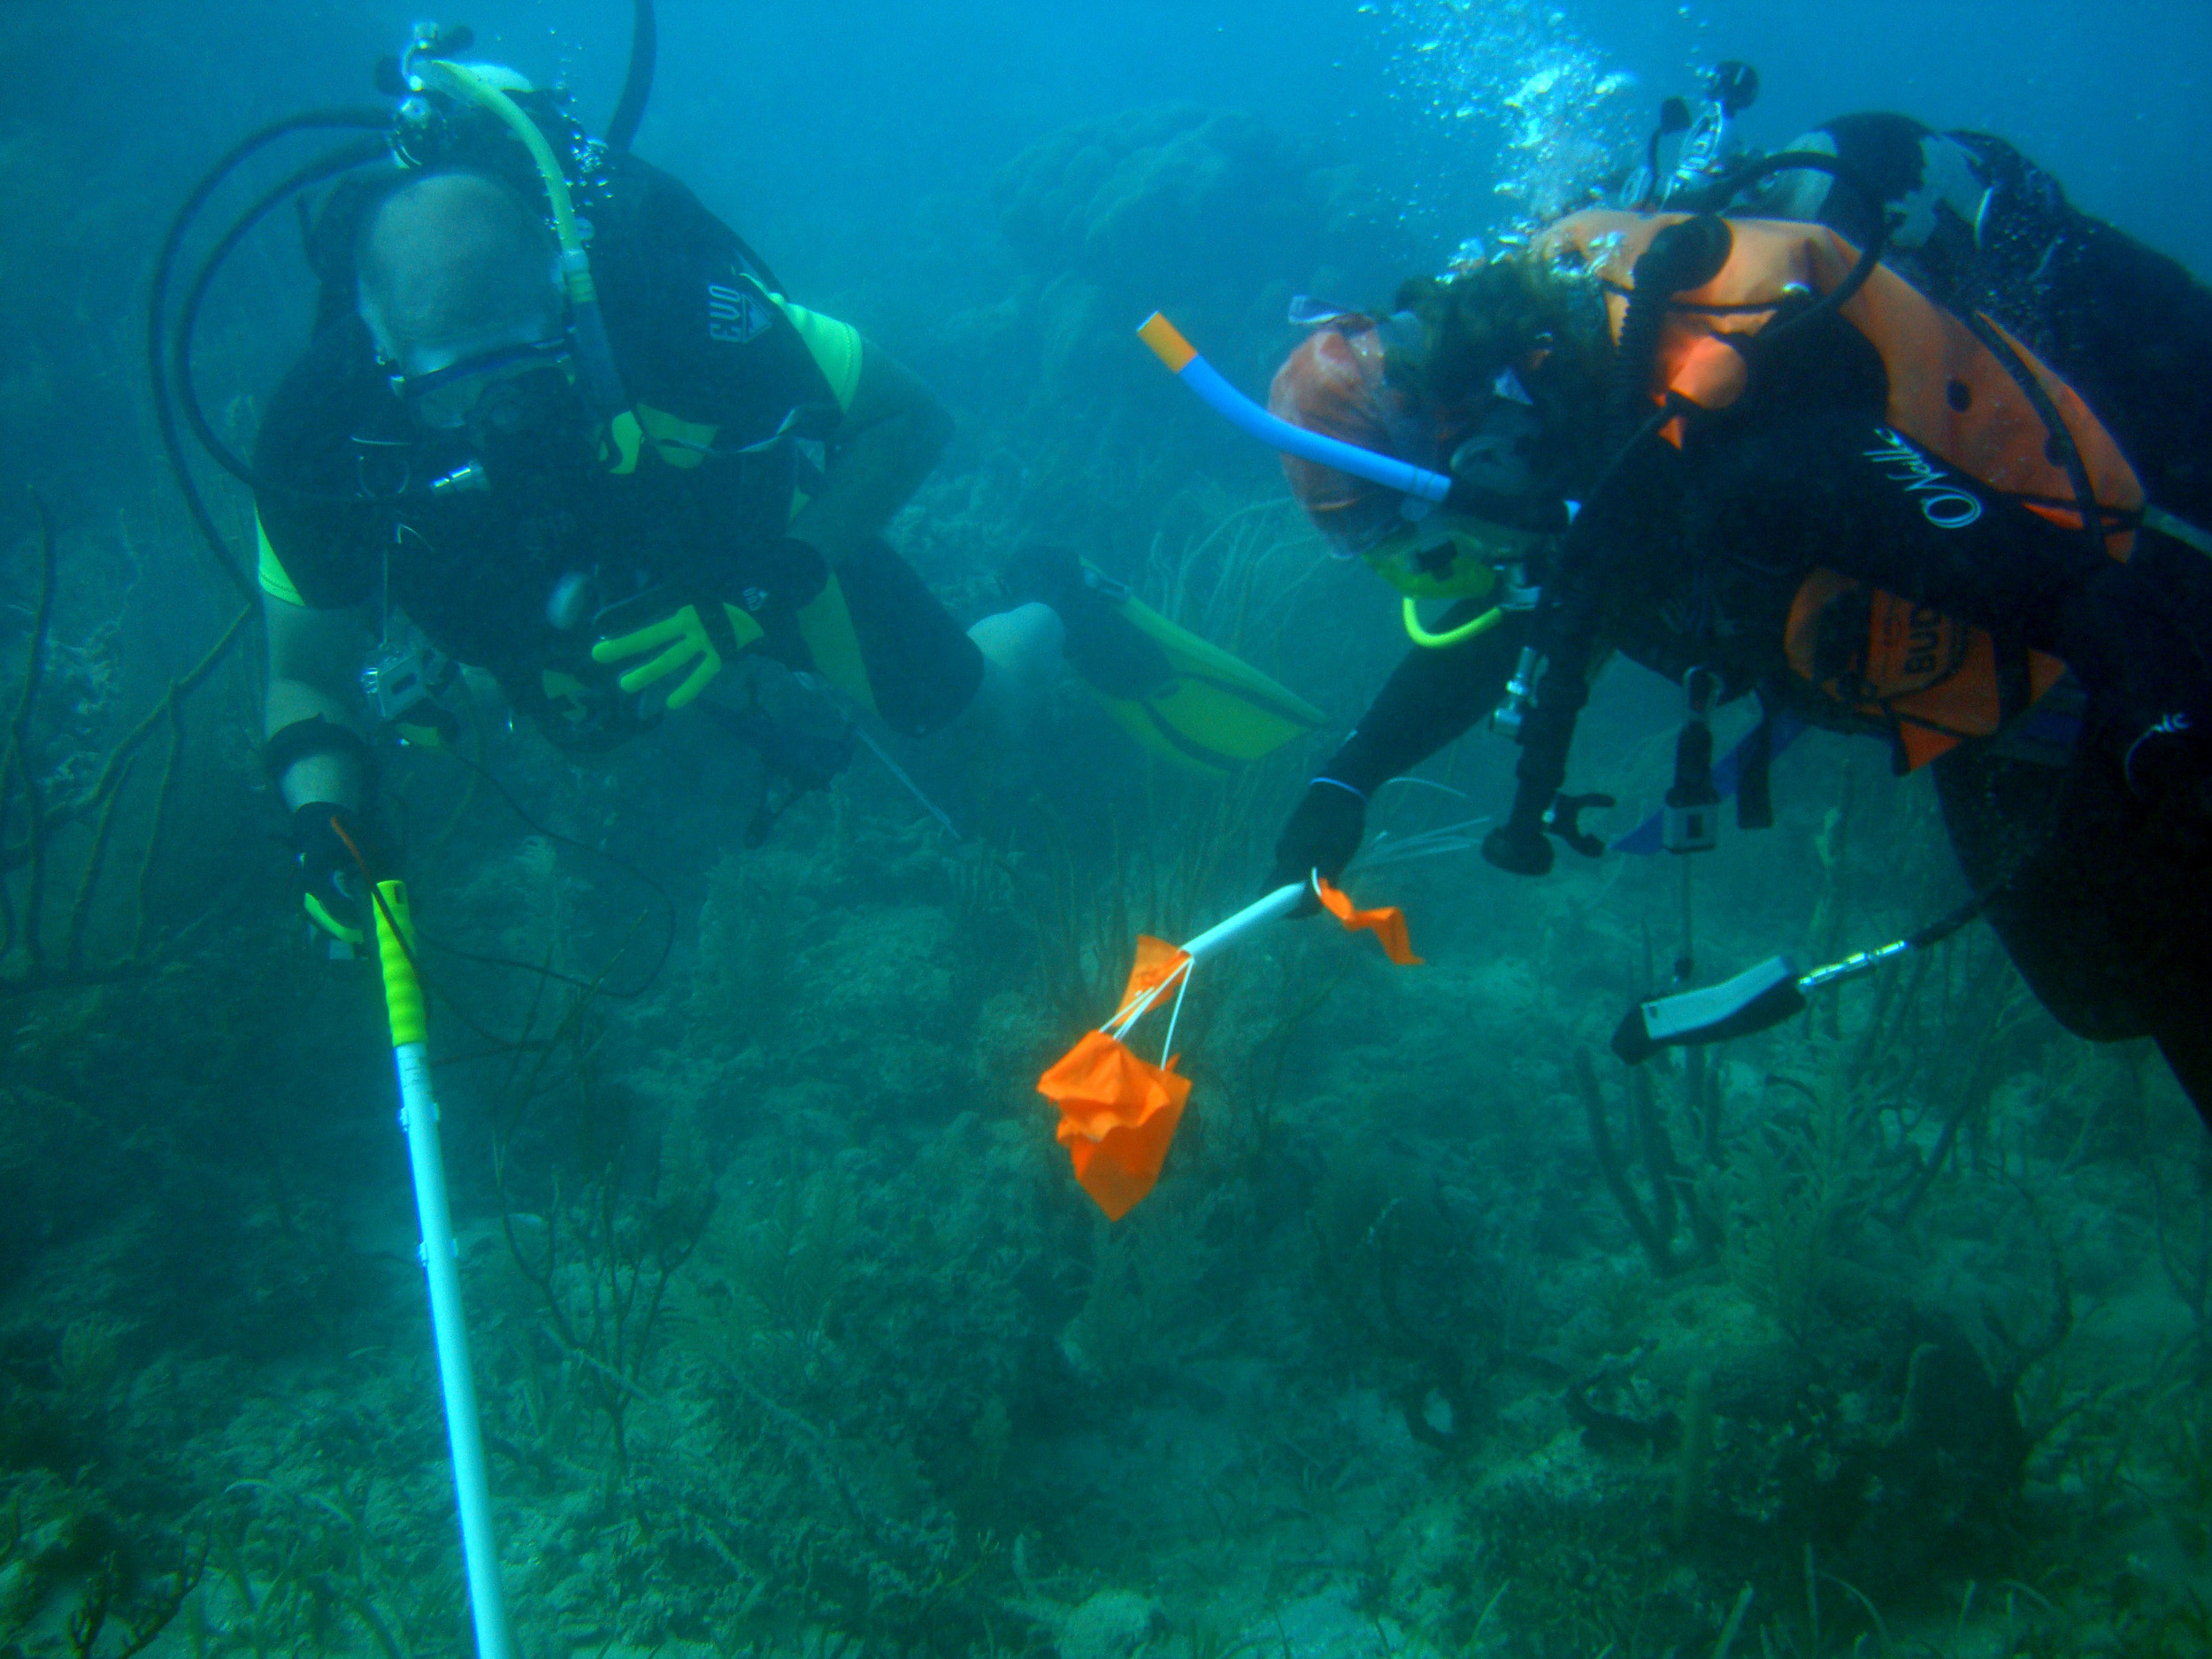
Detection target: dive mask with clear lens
<box><xmin>394</xmin><ymin>335</ymin><xmax>572</xmax><ymax>430</ymax></box>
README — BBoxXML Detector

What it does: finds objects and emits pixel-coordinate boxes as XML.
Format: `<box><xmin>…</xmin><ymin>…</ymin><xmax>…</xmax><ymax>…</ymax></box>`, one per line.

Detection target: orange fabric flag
<box><xmin>1037</xmin><ymin>1030</ymin><xmax>1192</xmax><ymax>1221</ymax></box>
<box><xmin>1313</xmin><ymin>878</ymin><xmax>1422</xmax><ymax>965</ymax></box>
<box><xmin>1111</xmin><ymin>935</ymin><xmax>1191</xmax><ymax>1025</ymax></box>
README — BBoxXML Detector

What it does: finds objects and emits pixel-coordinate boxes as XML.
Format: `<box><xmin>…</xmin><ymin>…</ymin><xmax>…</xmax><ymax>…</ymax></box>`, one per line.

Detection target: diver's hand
<box><xmin>591</xmin><ymin>541</ymin><xmax>827</xmax><ymax>710</ymax></box>
<box><xmin>292</xmin><ymin>802</ymin><xmax>390</xmax><ymax>946</ymax></box>
<box><xmin>592</xmin><ymin>595</ymin><xmax>765</xmax><ymax>710</ymax></box>
<box><xmin>1266</xmin><ymin>779</ymin><xmax>1367</xmax><ymax>906</ymax></box>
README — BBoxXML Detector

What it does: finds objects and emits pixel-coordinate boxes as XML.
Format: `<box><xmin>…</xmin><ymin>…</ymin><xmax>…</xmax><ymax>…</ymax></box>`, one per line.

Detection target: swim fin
<box><xmin>1013</xmin><ymin>547</ymin><xmax>1324</xmax><ymax>774</ymax></box>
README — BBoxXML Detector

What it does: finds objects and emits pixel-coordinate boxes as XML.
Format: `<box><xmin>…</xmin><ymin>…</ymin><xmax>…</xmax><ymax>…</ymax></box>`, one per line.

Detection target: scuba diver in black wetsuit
<box><xmin>248</xmin><ymin>39</ymin><xmax>1067</xmax><ymax>946</ymax></box>
<box><xmin>1240</xmin><ymin>92</ymin><xmax>2212</xmax><ymax>1123</ymax></box>
<box><xmin>226</xmin><ymin>27</ymin><xmax>1325</xmax><ymax>949</ymax></box>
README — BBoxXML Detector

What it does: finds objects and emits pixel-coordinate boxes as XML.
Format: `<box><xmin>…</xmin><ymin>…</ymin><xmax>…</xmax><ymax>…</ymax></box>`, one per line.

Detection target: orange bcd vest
<box><xmin>1536</xmin><ymin>211</ymin><xmax>2143</xmax><ymax>770</ymax></box>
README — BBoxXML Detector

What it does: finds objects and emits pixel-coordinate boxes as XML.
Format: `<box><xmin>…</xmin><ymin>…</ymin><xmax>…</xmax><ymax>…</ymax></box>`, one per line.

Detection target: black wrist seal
<box><xmin>264</xmin><ymin>716</ymin><xmax>377</xmax><ymax>791</ymax></box>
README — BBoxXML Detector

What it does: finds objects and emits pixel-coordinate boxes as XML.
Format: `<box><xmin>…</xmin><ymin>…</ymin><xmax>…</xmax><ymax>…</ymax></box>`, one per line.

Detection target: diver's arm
<box><xmin>785</xmin><ymin>342</ymin><xmax>953</xmax><ymax>568</ymax></box>
<box><xmin>1269</xmin><ymin>613</ymin><xmax>1524</xmax><ymax>888</ymax></box>
<box><xmin>265</xmin><ymin>595</ymin><xmax>373</xmax><ymax>811</ymax></box>
<box><xmin>1327</xmin><ymin>612</ymin><xmax>1526</xmax><ymax>792</ymax></box>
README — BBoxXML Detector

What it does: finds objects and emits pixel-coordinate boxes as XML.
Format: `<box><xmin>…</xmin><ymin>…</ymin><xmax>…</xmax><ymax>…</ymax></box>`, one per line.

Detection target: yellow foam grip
<box><xmin>373</xmin><ymin>880</ymin><xmax>429</xmax><ymax>1049</ymax></box>
<box><xmin>1137</xmin><ymin>313</ymin><xmax>1197</xmax><ymax>373</ymax></box>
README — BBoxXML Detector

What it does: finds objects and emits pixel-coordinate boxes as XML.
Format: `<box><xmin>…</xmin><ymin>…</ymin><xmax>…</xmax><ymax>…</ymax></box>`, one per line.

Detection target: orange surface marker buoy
<box><xmin>1036</xmin><ymin>878</ymin><xmax>1420</xmax><ymax>1219</ymax></box>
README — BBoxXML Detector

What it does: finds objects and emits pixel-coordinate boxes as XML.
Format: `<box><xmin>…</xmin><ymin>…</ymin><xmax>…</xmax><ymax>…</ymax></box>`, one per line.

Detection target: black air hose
<box><xmin>150</xmin><ymin>109</ymin><xmax>391</xmax><ymax>598</ymax></box>
<box><xmin>171</xmin><ymin>136</ymin><xmax>396</xmax><ymax>503</ymax></box>
<box><xmin>1483</xmin><ymin>217</ymin><xmax>1735</xmax><ymax>877</ymax></box>
<box><xmin>1607</xmin><ymin>215</ymin><xmax>1732</xmax><ymax>447</ymax></box>
<box><xmin>1718</xmin><ymin>150</ymin><xmax>1890</xmax><ymax>344</ymax></box>
<box><xmin>606</xmin><ymin>0</ymin><xmax>657</xmax><ymax>152</ymax></box>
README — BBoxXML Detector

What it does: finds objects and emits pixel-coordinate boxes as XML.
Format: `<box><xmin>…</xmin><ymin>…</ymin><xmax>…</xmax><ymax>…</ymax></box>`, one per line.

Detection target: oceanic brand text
<box><xmin>1863</xmin><ymin>428</ymin><xmax>1984</xmax><ymax>529</ymax></box>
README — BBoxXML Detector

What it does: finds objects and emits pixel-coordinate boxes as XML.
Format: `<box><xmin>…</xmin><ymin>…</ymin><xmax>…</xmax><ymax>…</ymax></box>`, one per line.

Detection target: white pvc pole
<box><xmin>1180</xmin><ymin>881</ymin><xmax>1306</xmax><ymax>963</ymax></box>
<box><xmin>374</xmin><ymin>884</ymin><xmax>515</xmax><ymax>1659</ymax></box>
<box><xmin>1105</xmin><ymin>884</ymin><xmax>1310</xmax><ymax>1041</ymax></box>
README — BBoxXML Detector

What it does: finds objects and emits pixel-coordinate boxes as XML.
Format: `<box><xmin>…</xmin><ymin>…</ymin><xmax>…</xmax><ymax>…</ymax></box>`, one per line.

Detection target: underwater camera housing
<box><xmin>360</xmin><ymin>628</ymin><xmax>461</xmax><ymax>731</ymax></box>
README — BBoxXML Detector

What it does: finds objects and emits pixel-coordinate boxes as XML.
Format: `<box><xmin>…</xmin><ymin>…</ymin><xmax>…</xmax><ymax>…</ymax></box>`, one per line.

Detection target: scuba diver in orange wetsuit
<box><xmin>1248</xmin><ymin>100</ymin><xmax>2212</xmax><ymax>1123</ymax></box>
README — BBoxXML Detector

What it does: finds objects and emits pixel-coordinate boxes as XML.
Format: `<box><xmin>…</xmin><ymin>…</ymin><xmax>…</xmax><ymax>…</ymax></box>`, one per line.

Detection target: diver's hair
<box><xmin>356</xmin><ymin>170</ymin><xmax>559</xmax><ymax>356</ymax></box>
<box><xmin>1389</xmin><ymin>255</ymin><xmax>1610</xmax><ymax>418</ymax></box>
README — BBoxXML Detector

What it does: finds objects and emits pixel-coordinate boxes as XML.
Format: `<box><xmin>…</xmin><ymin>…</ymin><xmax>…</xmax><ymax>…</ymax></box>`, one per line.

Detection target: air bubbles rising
<box><xmin>1371</xmin><ymin>0</ymin><xmax>1642</xmax><ymax>227</ymax></box>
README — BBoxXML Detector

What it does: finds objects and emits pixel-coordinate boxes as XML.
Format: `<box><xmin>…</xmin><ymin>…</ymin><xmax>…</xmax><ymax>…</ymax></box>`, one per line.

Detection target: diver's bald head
<box><xmin>357</xmin><ymin>172</ymin><xmax>560</xmax><ymax>374</ymax></box>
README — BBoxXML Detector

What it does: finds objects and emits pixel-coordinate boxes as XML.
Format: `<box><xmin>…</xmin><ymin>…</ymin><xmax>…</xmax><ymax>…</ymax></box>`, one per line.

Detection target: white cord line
<box><xmin>1357</xmin><ymin>815</ymin><xmax>1494</xmax><ymax>869</ymax></box>
<box><xmin>1105</xmin><ymin>957</ymin><xmax>1191</xmax><ymax>1041</ymax></box>
<box><xmin>1156</xmin><ymin>967</ymin><xmax>1194</xmax><ymax>1066</ymax></box>
<box><xmin>850</xmin><ymin>723</ymin><xmax>961</xmax><ymax>841</ymax></box>
<box><xmin>1098</xmin><ymin>883</ymin><xmax>1304</xmax><ymax>1044</ymax></box>
<box><xmin>1379</xmin><ymin>775</ymin><xmax>1471</xmax><ymax>798</ymax></box>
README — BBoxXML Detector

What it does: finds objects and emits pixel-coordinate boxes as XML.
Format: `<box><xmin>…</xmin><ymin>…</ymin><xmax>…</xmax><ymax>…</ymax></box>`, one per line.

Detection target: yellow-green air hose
<box><xmin>1402</xmin><ymin>598</ymin><xmax>1505</xmax><ymax>649</ymax></box>
<box><xmin>413</xmin><ymin>59</ymin><xmax>629</xmax><ymax>419</ymax></box>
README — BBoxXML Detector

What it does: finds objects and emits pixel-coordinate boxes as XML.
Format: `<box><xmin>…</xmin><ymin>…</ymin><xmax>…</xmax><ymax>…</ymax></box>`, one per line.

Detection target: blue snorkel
<box><xmin>1139</xmin><ymin>312</ymin><xmax>1531</xmax><ymax>651</ymax></box>
<box><xmin>1137</xmin><ymin>313</ymin><xmax>1453</xmax><ymax>507</ymax></box>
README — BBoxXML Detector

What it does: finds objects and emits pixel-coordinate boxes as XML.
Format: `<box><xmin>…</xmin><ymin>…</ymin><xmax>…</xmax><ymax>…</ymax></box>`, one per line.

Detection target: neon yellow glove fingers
<box><xmin>615</xmin><ymin>637</ymin><xmax>703</xmax><ymax>695</ymax></box>
<box><xmin>591</xmin><ymin>611</ymin><xmax>692</xmax><ymax>665</ymax></box>
<box><xmin>664</xmin><ymin>652</ymin><xmax>723</xmax><ymax>710</ymax></box>
<box><xmin>591</xmin><ymin>602</ymin><xmax>757</xmax><ymax>704</ymax></box>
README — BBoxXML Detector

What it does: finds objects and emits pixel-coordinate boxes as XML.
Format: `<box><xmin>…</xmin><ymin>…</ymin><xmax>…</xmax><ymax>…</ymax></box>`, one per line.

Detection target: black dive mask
<box><xmin>393</xmin><ymin>335</ymin><xmax>571</xmax><ymax>425</ymax></box>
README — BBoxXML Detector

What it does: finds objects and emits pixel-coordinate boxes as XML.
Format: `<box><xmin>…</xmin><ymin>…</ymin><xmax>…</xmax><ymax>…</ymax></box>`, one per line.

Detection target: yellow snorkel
<box><xmin>400</xmin><ymin>39</ymin><xmax>631</xmax><ymax>421</ymax></box>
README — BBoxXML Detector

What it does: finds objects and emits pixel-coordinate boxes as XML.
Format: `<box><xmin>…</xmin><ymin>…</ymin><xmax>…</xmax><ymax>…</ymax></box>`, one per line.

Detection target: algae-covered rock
<box><xmin>1477</xmin><ymin>1268</ymin><xmax>2034</xmax><ymax>1654</ymax></box>
<box><xmin>1056</xmin><ymin>1587</ymin><xmax>1164</xmax><ymax>1659</ymax></box>
<box><xmin>1253</xmin><ymin>1588</ymin><xmax>1408</xmax><ymax>1659</ymax></box>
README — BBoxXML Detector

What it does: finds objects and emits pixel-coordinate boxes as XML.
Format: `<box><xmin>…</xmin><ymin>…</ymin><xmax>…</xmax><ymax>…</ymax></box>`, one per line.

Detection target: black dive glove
<box><xmin>1266</xmin><ymin>779</ymin><xmax>1367</xmax><ymax>896</ymax></box>
<box><xmin>291</xmin><ymin>803</ymin><xmax>391</xmax><ymax>947</ymax></box>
